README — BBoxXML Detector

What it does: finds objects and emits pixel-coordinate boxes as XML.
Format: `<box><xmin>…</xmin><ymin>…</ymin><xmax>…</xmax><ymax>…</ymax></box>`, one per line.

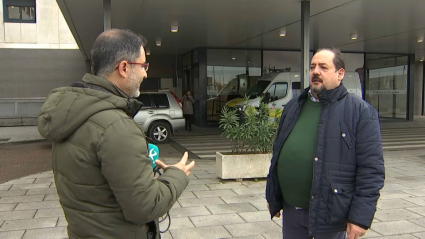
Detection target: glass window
<box><xmin>152</xmin><ymin>94</ymin><xmax>170</xmax><ymax>108</ymax></box>
<box><xmin>137</xmin><ymin>94</ymin><xmax>152</xmax><ymax>109</ymax></box>
<box><xmin>266</xmin><ymin>83</ymin><xmax>288</xmax><ymax>102</ymax></box>
<box><xmin>3</xmin><ymin>0</ymin><xmax>36</xmax><ymax>23</ymax></box>
<box><xmin>21</xmin><ymin>7</ymin><xmax>35</xmax><ymax>20</ymax></box>
<box><xmin>7</xmin><ymin>6</ymin><xmax>20</xmax><ymax>19</ymax></box>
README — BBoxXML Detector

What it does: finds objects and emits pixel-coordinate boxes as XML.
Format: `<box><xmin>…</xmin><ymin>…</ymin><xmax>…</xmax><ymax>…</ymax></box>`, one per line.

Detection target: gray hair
<box><xmin>90</xmin><ymin>29</ymin><xmax>147</xmax><ymax>77</ymax></box>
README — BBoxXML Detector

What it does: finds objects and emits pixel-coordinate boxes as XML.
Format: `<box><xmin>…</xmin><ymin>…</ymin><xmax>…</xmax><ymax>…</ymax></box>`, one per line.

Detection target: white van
<box><xmin>226</xmin><ymin>71</ymin><xmax>363</xmax><ymax>114</ymax></box>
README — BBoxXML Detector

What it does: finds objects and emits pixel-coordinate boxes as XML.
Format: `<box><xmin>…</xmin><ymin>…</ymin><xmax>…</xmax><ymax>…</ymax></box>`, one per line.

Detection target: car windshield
<box><xmin>245</xmin><ymin>81</ymin><xmax>271</xmax><ymax>99</ymax></box>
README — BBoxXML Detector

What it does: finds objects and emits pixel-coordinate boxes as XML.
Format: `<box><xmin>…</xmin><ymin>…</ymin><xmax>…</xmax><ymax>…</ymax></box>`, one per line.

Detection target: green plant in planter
<box><xmin>219</xmin><ymin>96</ymin><xmax>282</xmax><ymax>154</ymax></box>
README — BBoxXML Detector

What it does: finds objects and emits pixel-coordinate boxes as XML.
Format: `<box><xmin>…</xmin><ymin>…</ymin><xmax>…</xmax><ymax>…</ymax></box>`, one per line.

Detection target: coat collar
<box><xmin>299</xmin><ymin>83</ymin><xmax>348</xmax><ymax>104</ymax></box>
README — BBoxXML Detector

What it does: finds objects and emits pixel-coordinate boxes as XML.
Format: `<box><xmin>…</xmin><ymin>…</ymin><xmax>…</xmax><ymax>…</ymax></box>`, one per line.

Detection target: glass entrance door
<box><xmin>365</xmin><ymin>55</ymin><xmax>408</xmax><ymax>119</ymax></box>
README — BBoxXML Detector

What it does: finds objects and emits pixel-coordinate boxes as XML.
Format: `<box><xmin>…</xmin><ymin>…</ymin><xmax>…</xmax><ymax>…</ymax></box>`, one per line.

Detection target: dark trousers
<box><xmin>282</xmin><ymin>202</ymin><xmax>346</xmax><ymax>239</ymax></box>
<box><xmin>184</xmin><ymin>114</ymin><xmax>193</xmax><ymax>130</ymax></box>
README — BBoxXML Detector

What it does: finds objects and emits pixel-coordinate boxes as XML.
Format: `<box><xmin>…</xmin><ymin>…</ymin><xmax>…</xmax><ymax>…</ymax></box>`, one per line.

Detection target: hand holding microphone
<box><xmin>154</xmin><ymin>151</ymin><xmax>195</xmax><ymax>176</ymax></box>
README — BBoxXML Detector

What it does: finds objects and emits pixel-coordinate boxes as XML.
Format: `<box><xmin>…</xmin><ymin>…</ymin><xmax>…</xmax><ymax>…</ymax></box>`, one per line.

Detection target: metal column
<box><xmin>103</xmin><ymin>0</ymin><xmax>111</xmax><ymax>31</ymax></box>
<box><xmin>301</xmin><ymin>1</ymin><xmax>310</xmax><ymax>90</ymax></box>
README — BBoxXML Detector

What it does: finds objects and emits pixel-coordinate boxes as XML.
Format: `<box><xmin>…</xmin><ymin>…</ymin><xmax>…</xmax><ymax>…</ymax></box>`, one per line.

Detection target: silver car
<box><xmin>134</xmin><ymin>91</ymin><xmax>185</xmax><ymax>144</ymax></box>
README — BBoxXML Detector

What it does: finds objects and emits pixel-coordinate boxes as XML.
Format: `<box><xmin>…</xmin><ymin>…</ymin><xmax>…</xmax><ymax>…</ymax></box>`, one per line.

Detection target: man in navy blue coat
<box><xmin>266</xmin><ymin>48</ymin><xmax>385</xmax><ymax>239</ymax></box>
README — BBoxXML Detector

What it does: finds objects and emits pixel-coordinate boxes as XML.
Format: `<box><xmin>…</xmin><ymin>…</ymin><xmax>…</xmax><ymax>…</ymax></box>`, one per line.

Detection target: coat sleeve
<box><xmin>348</xmin><ymin>105</ymin><xmax>385</xmax><ymax>228</ymax></box>
<box><xmin>97</xmin><ymin>118</ymin><xmax>189</xmax><ymax>224</ymax></box>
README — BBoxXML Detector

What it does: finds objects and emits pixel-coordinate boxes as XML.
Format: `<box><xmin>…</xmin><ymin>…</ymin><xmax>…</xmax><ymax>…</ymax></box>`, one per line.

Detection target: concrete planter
<box><xmin>216</xmin><ymin>152</ymin><xmax>272</xmax><ymax>180</ymax></box>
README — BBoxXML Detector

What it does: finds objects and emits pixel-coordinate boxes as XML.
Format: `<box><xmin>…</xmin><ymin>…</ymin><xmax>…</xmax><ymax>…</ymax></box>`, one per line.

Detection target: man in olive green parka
<box><xmin>37</xmin><ymin>29</ymin><xmax>194</xmax><ymax>239</ymax></box>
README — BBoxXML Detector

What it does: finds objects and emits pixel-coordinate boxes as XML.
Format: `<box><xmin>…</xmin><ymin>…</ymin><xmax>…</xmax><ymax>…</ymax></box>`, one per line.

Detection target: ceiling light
<box><xmin>417</xmin><ymin>37</ymin><xmax>424</xmax><ymax>43</ymax></box>
<box><xmin>146</xmin><ymin>49</ymin><xmax>151</xmax><ymax>56</ymax></box>
<box><xmin>350</xmin><ymin>32</ymin><xmax>358</xmax><ymax>40</ymax></box>
<box><xmin>232</xmin><ymin>57</ymin><xmax>236</xmax><ymax>60</ymax></box>
<box><xmin>156</xmin><ymin>38</ymin><xmax>161</xmax><ymax>46</ymax></box>
<box><xmin>171</xmin><ymin>23</ymin><xmax>178</xmax><ymax>33</ymax></box>
<box><xmin>279</xmin><ymin>28</ymin><xmax>286</xmax><ymax>37</ymax></box>
<box><xmin>294</xmin><ymin>75</ymin><xmax>299</xmax><ymax>77</ymax></box>
<box><xmin>420</xmin><ymin>58</ymin><xmax>424</xmax><ymax>62</ymax></box>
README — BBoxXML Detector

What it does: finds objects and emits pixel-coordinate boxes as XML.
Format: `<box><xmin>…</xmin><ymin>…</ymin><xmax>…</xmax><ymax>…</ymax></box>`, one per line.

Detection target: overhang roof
<box><xmin>57</xmin><ymin>0</ymin><xmax>425</xmax><ymax>60</ymax></box>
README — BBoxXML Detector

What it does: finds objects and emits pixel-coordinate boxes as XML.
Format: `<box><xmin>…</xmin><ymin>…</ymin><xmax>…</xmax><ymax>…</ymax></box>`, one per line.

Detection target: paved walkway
<box><xmin>1</xmin><ymin>143</ymin><xmax>425</xmax><ymax>238</ymax></box>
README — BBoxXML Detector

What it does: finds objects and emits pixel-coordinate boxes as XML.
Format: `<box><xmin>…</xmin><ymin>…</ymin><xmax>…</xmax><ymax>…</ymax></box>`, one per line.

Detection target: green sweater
<box><xmin>277</xmin><ymin>99</ymin><xmax>322</xmax><ymax>209</ymax></box>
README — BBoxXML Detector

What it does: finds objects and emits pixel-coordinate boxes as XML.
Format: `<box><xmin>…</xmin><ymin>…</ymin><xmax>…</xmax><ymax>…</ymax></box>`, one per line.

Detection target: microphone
<box><xmin>148</xmin><ymin>143</ymin><xmax>159</xmax><ymax>169</ymax></box>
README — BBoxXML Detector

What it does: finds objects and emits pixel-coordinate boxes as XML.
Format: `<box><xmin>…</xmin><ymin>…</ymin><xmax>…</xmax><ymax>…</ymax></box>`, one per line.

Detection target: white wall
<box><xmin>0</xmin><ymin>0</ymin><xmax>78</xmax><ymax>49</ymax></box>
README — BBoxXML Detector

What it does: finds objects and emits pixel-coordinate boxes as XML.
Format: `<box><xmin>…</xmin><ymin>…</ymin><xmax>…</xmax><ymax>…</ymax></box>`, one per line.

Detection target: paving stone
<box><xmin>194</xmin><ymin>174</ymin><xmax>218</xmax><ymax>179</ymax></box>
<box><xmin>224</xmin><ymin>236</ymin><xmax>264</xmax><ymax>239</ymax></box>
<box><xmin>379</xmin><ymin>191</ymin><xmax>414</xmax><ymax>200</ymax></box>
<box><xmin>364</xmin><ymin>235</ymin><xmax>419</xmax><ymax>239</ymax></box>
<box><xmin>264</xmin><ymin>233</ymin><xmax>283</xmax><ymax>239</ymax></box>
<box><xmin>3</xmin><ymin>178</ymin><xmax>35</xmax><ymax>185</ymax></box>
<box><xmin>178</xmin><ymin>191</ymin><xmax>196</xmax><ymax>199</ymax></box>
<box><xmin>381</xmin><ymin>184</ymin><xmax>412</xmax><ymax>192</ymax></box>
<box><xmin>0</xmin><ymin>195</ymin><xmax>44</xmax><ymax>204</ymax></box>
<box><xmin>43</xmin><ymin>194</ymin><xmax>59</xmax><ymax>201</ymax></box>
<box><xmin>159</xmin><ymin>231</ymin><xmax>172</xmax><ymax>239</ymax></box>
<box><xmin>33</xmin><ymin>178</ymin><xmax>55</xmax><ymax>184</ymax></box>
<box><xmin>377</xmin><ymin>199</ymin><xmax>418</xmax><ymax>210</ymax></box>
<box><xmin>413</xmin><ymin>232</ymin><xmax>425</xmax><ymax>239</ymax></box>
<box><xmin>188</xmin><ymin>179</ymin><xmax>209</xmax><ymax>185</ymax></box>
<box><xmin>371</xmin><ymin>220</ymin><xmax>425</xmax><ymax>235</ymax></box>
<box><xmin>170</xmin><ymin>225</ymin><xmax>231</xmax><ymax>239</ymax></box>
<box><xmin>168</xmin><ymin>217</ymin><xmax>194</xmax><ymax>230</ymax></box>
<box><xmin>206</xmin><ymin>203</ymin><xmax>258</xmax><ymax>214</ymax></box>
<box><xmin>0</xmin><ymin>190</ymin><xmax>27</xmax><ymax>197</ymax></box>
<box><xmin>15</xmin><ymin>201</ymin><xmax>61</xmax><ymax>210</ymax></box>
<box><xmin>249</xmin><ymin>201</ymin><xmax>268</xmax><ymax>211</ymax></box>
<box><xmin>0</xmin><ymin>210</ymin><xmax>36</xmax><ymax>220</ymax></box>
<box><xmin>171</xmin><ymin>202</ymin><xmax>181</xmax><ymax>209</ymax></box>
<box><xmin>22</xmin><ymin>227</ymin><xmax>67</xmax><ymax>239</ymax></box>
<box><xmin>406</xmin><ymin>207</ymin><xmax>425</xmax><ymax>216</ymax></box>
<box><xmin>0</xmin><ymin>185</ymin><xmax>12</xmax><ymax>191</ymax></box>
<box><xmin>0</xmin><ymin>217</ymin><xmax>58</xmax><ymax>231</ymax></box>
<box><xmin>189</xmin><ymin>214</ymin><xmax>244</xmax><ymax>227</ymax></box>
<box><xmin>184</xmin><ymin>184</ymin><xmax>210</xmax><ymax>191</ymax></box>
<box><xmin>361</xmin><ymin>229</ymin><xmax>382</xmax><ymax>238</ymax></box>
<box><xmin>232</xmin><ymin>188</ymin><xmax>265</xmax><ymax>195</ymax></box>
<box><xmin>220</xmin><ymin>194</ymin><xmax>265</xmax><ymax>204</ymax></box>
<box><xmin>404</xmin><ymin>197</ymin><xmax>425</xmax><ymax>206</ymax></box>
<box><xmin>225</xmin><ymin>221</ymin><xmax>282</xmax><ymax>237</ymax></box>
<box><xmin>401</xmin><ymin>182</ymin><xmax>425</xmax><ymax>189</ymax></box>
<box><xmin>238</xmin><ymin>211</ymin><xmax>273</xmax><ymax>223</ymax></box>
<box><xmin>25</xmin><ymin>188</ymin><xmax>58</xmax><ymax>196</ymax></box>
<box><xmin>56</xmin><ymin>217</ymin><xmax>68</xmax><ymax>227</ymax></box>
<box><xmin>34</xmin><ymin>208</ymin><xmax>64</xmax><ymax>218</ymax></box>
<box><xmin>207</xmin><ymin>183</ymin><xmax>247</xmax><ymax>190</ymax></box>
<box><xmin>374</xmin><ymin>209</ymin><xmax>422</xmax><ymax>221</ymax></box>
<box><xmin>9</xmin><ymin>183</ymin><xmax>51</xmax><ymax>191</ymax></box>
<box><xmin>49</xmin><ymin>184</ymin><xmax>56</xmax><ymax>189</ymax></box>
<box><xmin>178</xmin><ymin>197</ymin><xmax>225</xmax><ymax>208</ymax></box>
<box><xmin>0</xmin><ymin>204</ymin><xmax>17</xmax><ymax>211</ymax></box>
<box><xmin>402</xmin><ymin>189</ymin><xmax>425</xmax><ymax>197</ymax></box>
<box><xmin>169</xmin><ymin>206</ymin><xmax>211</xmax><ymax>218</ymax></box>
<box><xmin>193</xmin><ymin>189</ymin><xmax>237</xmax><ymax>198</ymax></box>
<box><xmin>0</xmin><ymin>231</ymin><xmax>25</xmax><ymax>239</ymax></box>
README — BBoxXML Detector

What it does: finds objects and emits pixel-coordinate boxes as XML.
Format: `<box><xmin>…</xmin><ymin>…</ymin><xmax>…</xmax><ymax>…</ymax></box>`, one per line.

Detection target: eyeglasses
<box><xmin>128</xmin><ymin>62</ymin><xmax>149</xmax><ymax>72</ymax></box>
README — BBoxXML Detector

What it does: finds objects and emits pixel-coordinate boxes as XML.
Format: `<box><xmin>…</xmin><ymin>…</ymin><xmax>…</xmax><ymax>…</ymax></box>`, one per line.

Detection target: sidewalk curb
<box><xmin>0</xmin><ymin>138</ymin><xmax>48</xmax><ymax>146</ymax></box>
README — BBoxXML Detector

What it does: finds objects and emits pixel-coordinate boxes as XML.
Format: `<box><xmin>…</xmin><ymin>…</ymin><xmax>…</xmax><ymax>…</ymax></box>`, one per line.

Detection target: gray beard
<box><xmin>311</xmin><ymin>85</ymin><xmax>325</xmax><ymax>95</ymax></box>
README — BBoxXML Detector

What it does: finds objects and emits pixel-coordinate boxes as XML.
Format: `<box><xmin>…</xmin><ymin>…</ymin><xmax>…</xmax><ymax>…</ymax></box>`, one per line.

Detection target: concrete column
<box><xmin>103</xmin><ymin>0</ymin><xmax>111</xmax><ymax>31</ymax></box>
<box><xmin>301</xmin><ymin>0</ymin><xmax>310</xmax><ymax>90</ymax></box>
<box><xmin>414</xmin><ymin>61</ymin><xmax>423</xmax><ymax>115</ymax></box>
<box><xmin>198</xmin><ymin>48</ymin><xmax>208</xmax><ymax>127</ymax></box>
<box><xmin>408</xmin><ymin>54</ymin><xmax>415</xmax><ymax>120</ymax></box>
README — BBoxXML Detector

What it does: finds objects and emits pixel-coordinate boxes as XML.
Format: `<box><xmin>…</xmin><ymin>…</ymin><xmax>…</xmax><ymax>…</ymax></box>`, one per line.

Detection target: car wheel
<box><xmin>148</xmin><ymin>121</ymin><xmax>171</xmax><ymax>144</ymax></box>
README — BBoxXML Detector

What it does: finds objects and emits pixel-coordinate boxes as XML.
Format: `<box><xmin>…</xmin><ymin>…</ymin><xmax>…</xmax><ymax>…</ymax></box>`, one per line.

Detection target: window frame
<box><xmin>3</xmin><ymin>0</ymin><xmax>36</xmax><ymax>23</ymax></box>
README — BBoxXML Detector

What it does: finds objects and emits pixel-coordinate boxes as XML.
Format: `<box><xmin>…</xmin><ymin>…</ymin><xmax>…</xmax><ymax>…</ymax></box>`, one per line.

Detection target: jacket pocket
<box><xmin>326</xmin><ymin>182</ymin><xmax>354</xmax><ymax>225</ymax></box>
<box><xmin>340</xmin><ymin>121</ymin><xmax>354</xmax><ymax>149</ymax></box>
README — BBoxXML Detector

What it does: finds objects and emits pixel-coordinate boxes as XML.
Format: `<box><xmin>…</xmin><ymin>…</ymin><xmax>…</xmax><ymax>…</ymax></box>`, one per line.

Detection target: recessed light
<box><xmin>171</xmin><ymin>23</ymin><xmax>178</xmax><ymax>33</ymax></box>
<box><xmin>294</xmin><ymin>75</ymin><xmax>299</xmax><ymax>77</ymax></box>
<box><xmin>350</xmin><ymin>32</ymin><xmax>358</xmax><ymax>40</ymax></box>
<box><xmin>420</xmin><ymin>58</ymin><xmax>424</xmax><ymax>62</ymax></box>
<box><xmin>156</xmin><ymin>38</ymin><xmax>161</xmax><ymax>46</ymax></box>
<box><xmin>418</xmin><ymin>37</ymin><xmax>424</xmax><ymax>43</ymax></box>
<box><xmin>232</xmin><ymin>57</ymin><xmax>236</xmax><ymax>60</ymax></box>
<box><xmin>146</xmin><ymin>48</ymin><xmax>151</xmax><ymax>55</ymax></box>
<box><xmin>279</xmin><ymin>28</ymin><xmax>286</xmax><ymax>37</ymax></box>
